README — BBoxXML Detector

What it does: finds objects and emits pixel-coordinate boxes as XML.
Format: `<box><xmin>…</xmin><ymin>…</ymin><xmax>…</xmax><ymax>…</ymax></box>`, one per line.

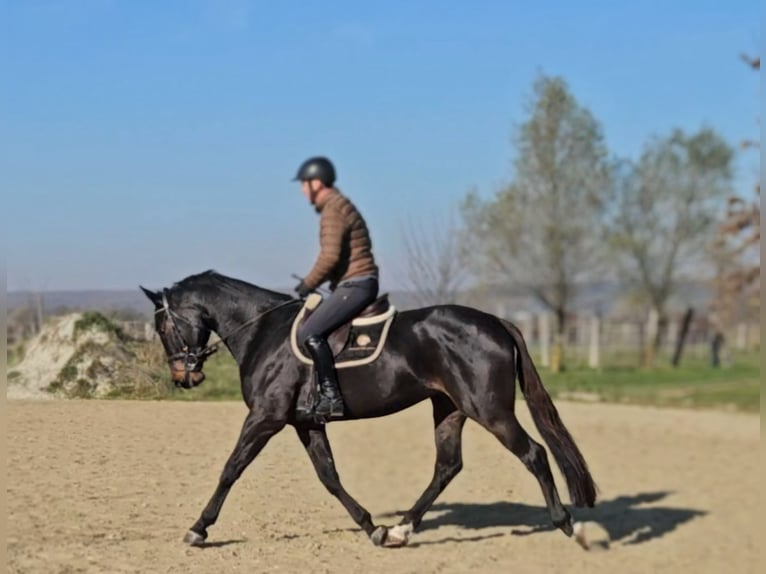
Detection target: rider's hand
<box><xmin>294</xmin><ymin>280</ymin><xmax>311</xmax><ymax>298</ymax></box>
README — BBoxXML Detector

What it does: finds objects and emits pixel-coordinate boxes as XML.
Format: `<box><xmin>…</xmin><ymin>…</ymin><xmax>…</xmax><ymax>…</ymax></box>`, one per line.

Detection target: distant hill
<box><xmin>8</xmin><ymin>280</ymin><xmax>715</xmax><ymax>320</ymax></box>
<box><xmin>9</xmin><ymin>290</ymin><xmax>160</xmax><ymax>319</ymax></box>
<box><xmin>7</xmin><ymin>287</ymin><xmax>425</xmax><ymax>319</ymax></box>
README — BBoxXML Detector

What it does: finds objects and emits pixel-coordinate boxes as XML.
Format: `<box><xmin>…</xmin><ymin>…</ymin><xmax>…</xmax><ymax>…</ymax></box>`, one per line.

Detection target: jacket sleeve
<box><xmin>303</xmin><ymin>205</ymin><xmax>346</xmax><ymax>289</ymax></box>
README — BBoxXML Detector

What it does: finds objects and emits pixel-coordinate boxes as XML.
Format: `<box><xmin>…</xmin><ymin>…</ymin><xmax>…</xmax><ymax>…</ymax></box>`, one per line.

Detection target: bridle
<box><xmin>155</xmin><ymin>289</ymin><xmax>300</xmax><ymax>387</ymax></box>
<box><xmin>155</xmin><ymin>290</ymin><xmax>215</xmax><ymax>387</ymax></box>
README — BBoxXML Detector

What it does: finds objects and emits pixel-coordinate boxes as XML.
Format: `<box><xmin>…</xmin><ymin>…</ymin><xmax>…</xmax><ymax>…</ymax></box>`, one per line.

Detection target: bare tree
<box><xmin>606</xmin><ymin>128</ymin><xmax>734</xmax><ymax>367</ymax></box>
<box><xmin>8</xmin><ymin>307</ymin><xmax>39</xmax><ymax>345</ymax></box>
<box><xmin>461</xmin><ymin>74</ymin><xmax>612</xmax><ymax>372</ymax></box>
<box><xmin>398</xmin><ymin>210</ymin><xmax>467</xmax><ymax>306</ymax></box>
<box><xmin>712</xmin><ymin>53</ymin><xmax>760</xmax><ymax>324</ymax></box>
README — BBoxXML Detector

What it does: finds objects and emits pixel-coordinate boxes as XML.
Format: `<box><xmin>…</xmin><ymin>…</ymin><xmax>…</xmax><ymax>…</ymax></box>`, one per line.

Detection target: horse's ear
<box><xmin>140</xmin><ymin>285</ymin><xmax>162</xmax><ymax>308</ymax></box>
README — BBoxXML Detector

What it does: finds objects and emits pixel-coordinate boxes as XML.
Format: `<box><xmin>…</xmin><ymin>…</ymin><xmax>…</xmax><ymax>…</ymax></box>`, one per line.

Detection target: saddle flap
<box><xmin>293</xmin><ymin>295</ymin><xmax>351</xmax><ymax>358</ymax></box>
<box><xmin>290</xmin><ymin>292</ymin><xmax>397</xmax><ymax>366</ymax></box>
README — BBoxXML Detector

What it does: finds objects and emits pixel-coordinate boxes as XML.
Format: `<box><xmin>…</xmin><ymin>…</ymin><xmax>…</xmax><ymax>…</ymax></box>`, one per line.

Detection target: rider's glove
<box><xmin>294</xmin><ymin>280</ymin><xmax>311</xmax><ymax>299</ymax></box>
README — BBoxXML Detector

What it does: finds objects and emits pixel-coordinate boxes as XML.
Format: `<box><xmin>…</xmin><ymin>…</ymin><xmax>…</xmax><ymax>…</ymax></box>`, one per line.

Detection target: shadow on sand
<box><xmin>194</xmin><ymin>539</ymin><xmax>247</xmax><ymax>549</ymax></box>
<box><xmin>381</xmin><ymin>491</ymin><xmax>706</xmax><ymax>547</ymax></box>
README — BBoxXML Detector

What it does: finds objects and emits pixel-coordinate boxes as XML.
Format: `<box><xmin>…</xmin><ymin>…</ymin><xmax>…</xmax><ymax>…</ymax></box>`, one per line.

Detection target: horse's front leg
<box><xmin>295</xmin><ymin>425</ymin><xmax>410</xmax><ymax>547</ymax></box>
<box><xmin>184</xmin><ymin>409</ymin><xmax>286</xmax><ymax>545</ymax></box>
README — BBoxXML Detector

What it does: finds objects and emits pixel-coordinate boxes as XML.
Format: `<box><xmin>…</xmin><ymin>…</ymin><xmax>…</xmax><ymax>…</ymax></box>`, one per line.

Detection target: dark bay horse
<box><xmin>140</xmin><ymin>270</ymin><xmax>596</xmax><ymax>548</ymax></box>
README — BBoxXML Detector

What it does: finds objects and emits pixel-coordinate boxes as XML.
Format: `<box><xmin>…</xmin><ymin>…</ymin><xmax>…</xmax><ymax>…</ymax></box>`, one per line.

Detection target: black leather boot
<box><xmin>304</xmin><ymin>335</ymin><xmax>345</xmax><ymax>419</ymax></box>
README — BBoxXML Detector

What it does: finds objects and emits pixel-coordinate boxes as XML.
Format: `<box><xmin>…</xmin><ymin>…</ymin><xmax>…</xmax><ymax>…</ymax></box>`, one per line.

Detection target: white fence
<box><xmin>501</xmin><ymin>311</ymin><xmax>759</xmax><ymax>368</ymax></box>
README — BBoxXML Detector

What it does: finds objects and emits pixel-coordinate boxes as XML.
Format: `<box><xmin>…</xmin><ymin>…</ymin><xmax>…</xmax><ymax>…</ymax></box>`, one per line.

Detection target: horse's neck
<box><xmin>203</xmin><ymin>291</ymin><xmax>290</xmax><ymax>364</ymax></box>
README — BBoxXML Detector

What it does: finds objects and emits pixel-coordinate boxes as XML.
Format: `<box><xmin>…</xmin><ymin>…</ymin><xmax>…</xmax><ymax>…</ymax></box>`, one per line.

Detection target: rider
<box><xmin>293</xmin><ymin>156</ymin><xmax>379</xmax><ymax>418</ymax></box>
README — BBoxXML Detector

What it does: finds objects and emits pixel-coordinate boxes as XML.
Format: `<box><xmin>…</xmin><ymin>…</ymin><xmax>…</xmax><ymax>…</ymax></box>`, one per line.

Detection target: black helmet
<box><xmin>293</xmin><ymin>156</ymin><xmax>336</xmax><ymax>187</ymax></box>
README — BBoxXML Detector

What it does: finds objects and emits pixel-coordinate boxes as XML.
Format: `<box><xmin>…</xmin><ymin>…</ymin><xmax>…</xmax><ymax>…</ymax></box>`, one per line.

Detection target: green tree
<box><xmin>461</xmin><ymin>74</ymin><xmax>611</xmax><ymax>372</ymax></box>
<box><xmin>606</xmin><ymin>128</ymin><xmax>734</xmax><ymax>367</ymax></box>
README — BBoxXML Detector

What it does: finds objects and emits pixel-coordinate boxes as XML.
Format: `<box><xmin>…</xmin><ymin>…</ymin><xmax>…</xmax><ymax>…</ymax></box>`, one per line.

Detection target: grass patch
<box><xmin>74</xmin><ymin>311</ymin><xmax>128</xmax><ymax>342</ymax></box>
<box><xmin>99</xmin><ymin>341</ymin><xmax>242</xmax><ymax>401</ymax></box>
<box><xmin>8</xmin><ymin>343</ymin><xmax>26</xmax><ymax>368</ymax></box>
<box><xmin>162</xmin><ymin>351</ymin><xmax>242</xmax><ymax>401</ymax></box>
<box><xmin>92</xmin><ymin>340</ymin><xmax>761</xmax><ymax>412</ymax></box>
<box><xmin>540</xmin><ymin>352</ymin><xmax>760</xmax><ymax>412</ymax></box>
<box><xmin>133</xmin><ymin>349</ymin><xmax>760</xmax><ymax>412</ymax></box>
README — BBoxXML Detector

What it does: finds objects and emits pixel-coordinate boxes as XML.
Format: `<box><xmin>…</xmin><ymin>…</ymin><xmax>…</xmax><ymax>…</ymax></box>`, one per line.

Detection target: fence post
<box><xmin>575</xmin><ymin>315</ymin><xmax>586</xmax><ymax>363</ymax></box>
<box><xmin>736</xmin><ymin>323</ymin><xmax>747</xmax><ymax>350</ymax></box>
<box><xmin>671</xmin><ymin>308</ymin><xmax>695</xmax><ymax>367</ymax></box>
<box><xmin>748</xmin><ymin>323</ymin><xmax>759</xmax><ymax>350</ymax></box>
<box><xmin>644</xmin><ymin>309</ymin><xmax>659</xmax><ymax>367</ymax></box>
<box><xmin>520</xmin><ymin>315</ymin><xmax>534</xmax><ymax>348</ymax></box>
<box><xmin>538</xmin><ymin>313</ymin><xmax>550</xmax><ymax>368</ymax></box>
<box><xmin>667</xmin><ymin>320</ymin><xmax>679</xmax><ymax>354</ymax></box>
<box><xmin>588</xmin><ymin>315</ymin><xmax>600</xmax><ymax>369</ymax></box>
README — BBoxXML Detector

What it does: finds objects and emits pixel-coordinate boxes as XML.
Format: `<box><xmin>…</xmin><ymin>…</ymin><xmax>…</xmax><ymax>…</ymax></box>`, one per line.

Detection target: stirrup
<box><xmin>295</xmin><ymin>383</ymin><xmax>344</xmax><ymax>422</ymax></box>
<box><xmin>315</xmin><ymin>393</ymin><xmax>344</xmax><ymax>417</ymax></box>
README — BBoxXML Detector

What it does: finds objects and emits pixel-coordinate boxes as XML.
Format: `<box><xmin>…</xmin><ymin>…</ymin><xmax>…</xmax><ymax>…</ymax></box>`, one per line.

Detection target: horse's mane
<box><xmin>171</xmin><ymin>269</ymin><xmax>293</xmax><ymax>305</ymax></box>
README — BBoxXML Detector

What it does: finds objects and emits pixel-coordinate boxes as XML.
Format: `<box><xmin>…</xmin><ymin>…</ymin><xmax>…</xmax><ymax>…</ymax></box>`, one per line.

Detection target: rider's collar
<box><xmin>313</xmin><ymin>187</ymin><xmax>339</xmax><ymax>212</ymax></box>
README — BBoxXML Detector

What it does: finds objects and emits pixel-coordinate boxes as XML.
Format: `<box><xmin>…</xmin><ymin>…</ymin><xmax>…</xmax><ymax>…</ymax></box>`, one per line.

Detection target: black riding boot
<box><xmin>304</xmin><ymin>335</ymin><xmax>344</xmax><ymax>419</ymax></box>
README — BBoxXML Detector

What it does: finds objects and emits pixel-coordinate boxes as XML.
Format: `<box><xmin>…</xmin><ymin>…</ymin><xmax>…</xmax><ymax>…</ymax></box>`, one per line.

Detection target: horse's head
<box><xmin>140</xmin><ymin>285</ymin><xmax>214</xmax><ymax>389</ymax></box>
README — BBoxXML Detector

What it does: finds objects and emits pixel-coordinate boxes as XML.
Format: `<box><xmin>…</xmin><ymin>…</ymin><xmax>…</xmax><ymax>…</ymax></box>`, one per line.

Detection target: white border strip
<box><xmin>289</xmin><ymin>303</ymin><xmax>396</xmax><ymax>369</ymax></box>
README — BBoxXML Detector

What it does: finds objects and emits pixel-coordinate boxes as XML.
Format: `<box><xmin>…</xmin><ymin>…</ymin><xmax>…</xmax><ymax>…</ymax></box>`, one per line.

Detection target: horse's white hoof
<box><xmin>384</xmin><ymin>523</ymin><xmax>413</xmax><ymax>547</ymax></box>
<box><xmin>573</xmin><ymin>521</ymin><xmax>610</xmax><ymax>551</ymax></box>
<box><xmin>183</xmin><ymin>530</ymin><xmax>206</xmax><ymax>546</ymax></box>
<box><xmin>370</xmin><ymin>526</ymin><xmax>388</xmax><ymax>546</ymax></box>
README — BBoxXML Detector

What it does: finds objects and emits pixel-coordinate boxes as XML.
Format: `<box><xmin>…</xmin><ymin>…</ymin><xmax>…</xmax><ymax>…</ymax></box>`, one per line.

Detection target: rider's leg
<box><xmin>303</xmin><ymin>335</ymin><xmax>344</xmax><ymax>416</ymax></box>
<box><xmin>298</xmin><ymin>277</ymin><xmax>378</xmax><ymax>417</ymax></box>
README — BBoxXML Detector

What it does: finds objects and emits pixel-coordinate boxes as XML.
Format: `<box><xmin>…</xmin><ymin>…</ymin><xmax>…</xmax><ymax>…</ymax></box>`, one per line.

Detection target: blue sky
<box><xmin>2</xmin><ymin>0</ymin><xmax>759</xmax><ymax>291</ymax></box>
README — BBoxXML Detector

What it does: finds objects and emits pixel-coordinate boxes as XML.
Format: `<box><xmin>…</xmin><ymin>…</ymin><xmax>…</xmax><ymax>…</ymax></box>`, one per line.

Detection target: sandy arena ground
<box><xmin>6</xmin><ymin>398</ymin><xmax>760</xmax><ymax>573</ymax></box>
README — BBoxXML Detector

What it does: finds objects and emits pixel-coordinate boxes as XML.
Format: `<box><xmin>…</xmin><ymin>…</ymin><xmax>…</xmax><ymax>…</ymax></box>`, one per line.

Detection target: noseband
<box><xmin>157</xmin><ymin>289</ymin><xmax>218</xmax><ymax>387</ymax></box>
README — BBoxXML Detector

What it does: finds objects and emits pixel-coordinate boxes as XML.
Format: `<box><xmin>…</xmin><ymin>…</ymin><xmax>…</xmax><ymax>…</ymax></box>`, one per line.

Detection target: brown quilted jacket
<box><xmin>303</xmin><ymin>188</ymin><xmax>379</xmax><ymax>290</ymax></box>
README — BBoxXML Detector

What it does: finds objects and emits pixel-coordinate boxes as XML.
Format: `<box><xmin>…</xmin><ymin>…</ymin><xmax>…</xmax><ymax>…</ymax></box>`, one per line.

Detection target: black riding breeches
<box><xmin>297</xmin><ymin>277</ymin><xmax>379</xmax><ymax>344</ymax></box>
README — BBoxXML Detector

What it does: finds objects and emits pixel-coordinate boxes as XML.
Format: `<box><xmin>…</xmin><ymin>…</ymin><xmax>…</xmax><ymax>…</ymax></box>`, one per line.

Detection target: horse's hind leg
<box><xmin>398</xmin><ymin>395</ymin><xmax>466</xmax><ymax>530</ymax></box>
<box><xmin>482</xmin><ymin>414</ymin><xmax>573</xmax><ymax>536</ymax></box>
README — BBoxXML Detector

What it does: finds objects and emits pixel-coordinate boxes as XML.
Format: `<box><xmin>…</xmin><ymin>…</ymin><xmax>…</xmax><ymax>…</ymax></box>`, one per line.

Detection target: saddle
<box><xmin>357</xmin><ymin>293</ymin><xmax>392</xmax><ymax>318</ymax></box>
<box><xmin>289</xmin><ymin>292</ymin><xmax>397</xmax><ymax>369</ymax></box>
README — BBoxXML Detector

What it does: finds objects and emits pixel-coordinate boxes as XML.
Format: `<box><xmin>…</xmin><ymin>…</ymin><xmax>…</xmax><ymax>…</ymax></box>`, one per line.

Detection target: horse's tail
<box><xmin>499</xmin><ymin>319</ymin><xmax>597</xmax><ymax>507</ymax></box>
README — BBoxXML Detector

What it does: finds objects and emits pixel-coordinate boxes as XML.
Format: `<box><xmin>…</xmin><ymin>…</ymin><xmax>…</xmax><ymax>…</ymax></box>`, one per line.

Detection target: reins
<box><xmin>202</xmin><ymin>298</ymin><xmax>302</xmax><ymax>356</ymax></box>
<box><xmin>156</xmin><ymin>293</ymin><xmax>302</xmax><ymax>364</ymax></box>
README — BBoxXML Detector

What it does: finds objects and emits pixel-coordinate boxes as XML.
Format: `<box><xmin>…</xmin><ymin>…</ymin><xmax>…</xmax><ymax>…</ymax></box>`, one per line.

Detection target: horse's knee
<box><xmin>323</xmin><ymin>481</ymin><xmax>342</xmax><ymax>497</ymax></box>
<box><xmin>438</xmin><ymin>459</ymin><xmax>463</xmax><ymax>482</ymax></box>
<box><xmin>315</xmin><ymin>465</ymin><xmax>343</xmax><ymax>495</ymax></box>
<box><xmin>522</xmin><ymin>440</ymin><xmax>550</xmax><ymax>473</ymax></box>
<box><xmin>219</xmin><ymin>463</ymin><xmax>241</xmax><ymax>487</ymax></box>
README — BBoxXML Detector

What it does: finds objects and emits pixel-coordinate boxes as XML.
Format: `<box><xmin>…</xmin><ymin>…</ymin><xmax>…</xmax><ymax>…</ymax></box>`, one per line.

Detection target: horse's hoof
<box><xmin>573</xmin><ymin>521</ymin><xmax>610</xmax><ymax>551</ymax></box>
<box><xmin>560</xmin><ymin>520</ymin><xmax>574</xmax><ymax>537</ymax></box>
<box><xmin>370</xmin><ymin>526</ymin><xmax>388</xmax><ymax>547</ymax></box>
<box><xmin>554</xmin><ymin>512</ymin><xmax>574</xmax><ymax>537</ymax></box>
<box><xmin>183</xmin><ymin>530</ymin><xmax>207</xmax><ymax>546</ymax></box>
<box><xmin>384</xmin><ymin>523</ymin><xmax>413</xmax><ymax>547</ymax></box>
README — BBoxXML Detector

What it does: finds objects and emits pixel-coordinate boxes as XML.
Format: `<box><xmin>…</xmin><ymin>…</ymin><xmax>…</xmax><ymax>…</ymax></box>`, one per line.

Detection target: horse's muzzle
<box><xmin>170</xmin><ymin>362</ymin><xmax>206</xmax><ymax>389</ymax></box>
